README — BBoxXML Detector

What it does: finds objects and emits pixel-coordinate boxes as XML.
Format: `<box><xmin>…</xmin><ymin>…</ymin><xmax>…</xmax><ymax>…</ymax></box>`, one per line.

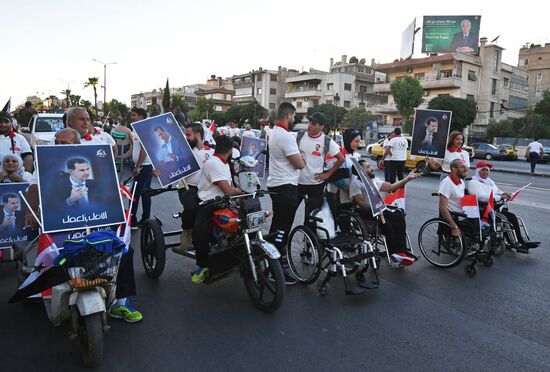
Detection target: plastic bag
<box><xmin>312</xmin><ymin>200</ymin><xmax>336</xmax><ymax>239</ymax></box>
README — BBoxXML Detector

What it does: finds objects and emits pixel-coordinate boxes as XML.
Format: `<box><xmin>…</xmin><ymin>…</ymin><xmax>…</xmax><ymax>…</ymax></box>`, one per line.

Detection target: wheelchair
<box><xmin>286</xmin><ymin>191</ymin><xmax>380</xmax><ymax>296</ymax></box>
<box><xmin>493</xmin><ymin>200</ymin><xmax>539</xmax><ymax>255</ymax></box>
<box><xmin>418</xmin><ymin>207</ymin><xmax>497</xmax><ymax>277</ymax></box>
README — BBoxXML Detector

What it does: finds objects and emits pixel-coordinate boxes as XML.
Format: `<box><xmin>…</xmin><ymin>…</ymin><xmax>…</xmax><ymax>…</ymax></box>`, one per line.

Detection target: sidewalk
<box><xmin>470</xmin><ymin>159</ymin><xmax>550</xmax><ymax>178</ymax></box>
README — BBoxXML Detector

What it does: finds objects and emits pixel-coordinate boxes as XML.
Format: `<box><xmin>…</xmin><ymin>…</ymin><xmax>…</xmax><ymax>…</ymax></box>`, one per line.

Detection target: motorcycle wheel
<box><xmin>79</xmin><ymin>313</ymin><xmax>103</xmax><ymax>368</ymax></box>
<box><xmin>242</xmin><ymin>243</ymin><xmax>285</xmax><ymax>313</ymax></box>
<box><xmin>140</xmin><ymin>218</ymin><xmax>166</xmax><ymax>280</ymax></box>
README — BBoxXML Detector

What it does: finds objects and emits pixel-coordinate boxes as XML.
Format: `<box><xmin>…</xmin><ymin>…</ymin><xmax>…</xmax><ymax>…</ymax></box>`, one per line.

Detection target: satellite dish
<box><xmin>359</xmin><ymin>58</ymin><xmax>366</xmax><ymax>64</ymax></box>
<box><xmin>349</xmin><ymin>56</ymin><xmax>358</xmax><ymax>63</ymax></box>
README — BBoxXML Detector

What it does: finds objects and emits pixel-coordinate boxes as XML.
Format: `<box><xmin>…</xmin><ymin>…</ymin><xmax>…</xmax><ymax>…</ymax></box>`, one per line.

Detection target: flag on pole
<box><xmin>482</xmin><ymin>191</ymin><xmax>496</xmax><ymax>230</ymax></box>
<box><xmin>119</xmin><ymin>183</ymin><xmax>135</xmax><ymax>202</ymax></box>
<box><xmin>510</xmin><ymin>183</ymin><xmax>531</xmax><ymax>201</ymax></box>
<box><xmin>210</xmin><ymin>120</ymin><xmax>217</xmax><ymax>133</ymax></box>
<box><xmin>9</xmin><ymin>233</ymin><xmax>68</xmax><ymax>303</ymax></box>
<box><xmin>384</xmin><ymin>187</ymin><xmax>406</xmax><ymax>209</ymax></box>
<box><xmin>461</xmin><ymin>194</ymin><xmax>482</xmax><ymax>238</ymax></box>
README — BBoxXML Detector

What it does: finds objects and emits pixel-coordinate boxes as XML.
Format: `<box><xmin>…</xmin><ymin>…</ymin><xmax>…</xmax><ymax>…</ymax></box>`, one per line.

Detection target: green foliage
<box><xmin>342</xmin><ymin>107</ymin><xmax>376</xmax><ymax>130</ymax></box>
<box><xmin>190</xmin><ymin>97</ymin><xmax>215</xmax><ymax>122</ymax></box>
<box><xmin>534</xmin><ymin>89</ymin><xmax>550</xmax><ymax>117</ymax></box>
<box><xmin>390</xmin><ymin>76</ymin><xmax>423</xmax><ymax>123</ymax></box>
<box><xmin>225</xmin><ymin>105</ymin><xmax>241</xmax><ymax>123</ymax></box>
<box><xmin>223</xmin><ymin>102</ymin><xmax>267</xmax><ymax>127</ymax></box>
<box><xmin>486</xmin><ymin>119</ymin><xmax>516</xmax><ymax>139</ymax></box>
<box><xmin>103</xmin><ymin>99</ymin><xmax>129</xmax><ymax>121</ymax></box>
<box><xmin>162</xmin><ymin>79</ymin><xmax>171</xmax><ymax>113</ymax></box>
<box><xmin>83</xmin><ymin>77</ymin><xmax>99</xmax><ymax>111</ymax></box>
<box><xmin>170</xmin><ymin>95</ymin><xmax>188</xmax><ymax>111</ymax></box>
<box><xmin>209</xmin><ymin>111</ymin><xmax>226</xmax><ymax>125</ymax></box>
<box><xmin>427</xmin><ymin>95</ymin><xmax>477</xmax><ymax>132</ymax></box>
<box><xmin>521</xmin><ymin>111</ymin><xmax>550</xmax><ymax>139</ymax></box>
<box><xmin>307</xmin><ymin>104</ymin><xmax>347</xmax><ymax>132</ymax></box>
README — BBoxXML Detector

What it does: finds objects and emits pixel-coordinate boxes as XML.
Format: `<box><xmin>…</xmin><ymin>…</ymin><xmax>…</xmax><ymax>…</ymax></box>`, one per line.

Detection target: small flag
<box><xmin>210</xmin><ymin>120</ymin><xmax>217</xmax><ymax>133</ymax></box>
<box><xmin>119</xmin><ymin>183</ymin><xmax>135</xmax><ymax>202</ymax></box>
<box><xmin>116</xmin><ymin>209</ymin><xmax>132</xmax><ymax>250</ymax></box>
<box><xmin>482</xmin><ymin>191</ymin><xmax>496</xmax><ymax>230</ymax></box>
<box><xmin>510</xmin><ymin>183</ymin><xmax>531</xmax><ymax>201</ymax></box>
<box><xmin>461</xmin><ymin>195</ymin><xmax>480</xmax><ymax>219</ymax></box>
<box><xmin>384</xmin><ymin>187</ymin><xmax>406</xmax><ymax>209</ymax></box>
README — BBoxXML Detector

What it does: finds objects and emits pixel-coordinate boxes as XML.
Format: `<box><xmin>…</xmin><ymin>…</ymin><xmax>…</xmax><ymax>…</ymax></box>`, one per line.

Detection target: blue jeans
<box><xmin>529</xmin><ymin>152</ymin><xmax>540</xmax><ymax>173</ymax></box>
<box><xmin>131</xmin><ymin>164</ymin><xmax>153</xmax><ymax>224</ymax></box>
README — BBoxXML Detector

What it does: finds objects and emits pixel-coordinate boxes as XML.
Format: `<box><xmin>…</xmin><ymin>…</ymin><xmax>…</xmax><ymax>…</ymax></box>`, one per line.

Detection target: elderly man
<box><xmin>0</xmin><ymin>110</ymin><xmax>34</xmax><ymax>172</ymax></box>
<box><xmin>64</xmin><ymin>107</ymin><xmax>117</xmax><ymax>156</ymax></box>
<box><xmin>449</xmin><ymin>19</ymin><xmax>478</xmax><ymax>53</ymax></box>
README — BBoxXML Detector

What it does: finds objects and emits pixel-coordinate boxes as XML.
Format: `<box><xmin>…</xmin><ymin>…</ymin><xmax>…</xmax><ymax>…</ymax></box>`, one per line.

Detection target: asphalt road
<box><xmin>1</xmin><ymin>168</ymin><xmax>549</xmax><ymax>371</ymax></box>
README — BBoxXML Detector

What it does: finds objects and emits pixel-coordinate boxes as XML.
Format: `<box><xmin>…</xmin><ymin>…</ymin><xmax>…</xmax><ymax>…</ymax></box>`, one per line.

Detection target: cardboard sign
<box><xmin>350</xmin><ymin>157</ymin><xmax>387</xmax><ymax>217</ymax></box>
<box><xmin>410</xmin><ymin>108</ymin><xmax>452</xmax><ymax>159</ymax></box>
<box><xmin>240</xmin><ymin>136</ymin><xmax>267</xmax><ymax>178</ymax></box>
<box><xmin>0</xmin><ymin>183</ymin><xmax>38</xmax><ymax>247</ymax></box>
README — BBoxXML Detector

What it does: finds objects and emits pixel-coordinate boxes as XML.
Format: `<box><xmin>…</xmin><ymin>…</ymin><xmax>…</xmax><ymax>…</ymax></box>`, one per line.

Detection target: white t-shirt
<box><xmin>91</xmin><ymin>130</ymin><xmax>116</xmax><ymax>147</ymax></box>
<box><xmin>186</xmin><ymin>146</ymin><xmax>215</xmax><ymax>187</ymax></box>
<box><xmin>242</xmin><ymin>130</ymin><xmax>256</xmax><ymax>138</ymax></box>
<box><xmin>131</xmin><ymin>132</ymin><xmax>152</xmax><ymax>166</ymax></box>
<box><xmin>264</xmin><ymin>127</ymin><xmax>273</xmax><ymax>141</ymax></box>
<box><xmin>228</xmin><ymin>127</ymin><xmax>240</xmax><ymax>138</ymax></box>
<box><xmin>437</xmin><ymin>149</ymin><xmax>470</xmax><ymax>173</ymax></box>
<box><xmin>382</xmin><ymin>138</ymin><xmax>392</xmax><ymax>161</ymax></box>
<box><xmin>0</xmin><ymin>133</ymin><xmax>32</xmax><ymax>157</ymax></box>
<box><xmin>267</xmin><ymin>126</ymin><xmax>300</xmax><ymax>187</ymax></box>
<box><xmin>388</xmin><ymin>135</ymin><xmax>408</xmax><ymax>161</ymax></box>
<box><xmin>527</xmin><ymin>141</ymin><xmax>543</xmax><ymax>153</ymax></box>
<box><xmin>467</xmin><ymin>179</ymin><xmax>503</xmax><ymax>203</ymax></box>
<box><xmin>298</xmin><ymin>133</ymin><xmax>340</xmax><ymax>185</ymax></box>
<box><xmin>198</xmin><ymin>155</ymin><xmax>232</xmax><ymax>201</ymax></box>
<box><xmin>438</xmin><ymin>176</ymin><xmax>465</xmax><ymax>213</ymax></box>
<box><xmin>349</xmin><ymin>176</ymin><xmax>384</xmax><ymax>200</ymax></box>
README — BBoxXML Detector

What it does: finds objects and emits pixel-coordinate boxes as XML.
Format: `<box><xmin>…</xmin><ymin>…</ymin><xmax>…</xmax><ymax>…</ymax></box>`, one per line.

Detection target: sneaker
<box><xmin>109</xmin><ymin>300</ymin><xmax>143</xmax><ymax>323</ymax></box>
<box><xmin>191</xmin><ymin>267</ymin><xmax>209</xmax><ymax>284</ymax></box>
<box><xmin>390</xmin><ymin>252</ymin><xmax>415</xmax><ymax>266</ymax></box>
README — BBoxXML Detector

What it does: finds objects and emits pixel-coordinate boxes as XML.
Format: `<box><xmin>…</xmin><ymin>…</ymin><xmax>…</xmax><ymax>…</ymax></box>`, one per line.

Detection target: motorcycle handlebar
<box><xmin>198</xmin><ymin>190</ymin><xmax>276</xmax><ymax>207</ymax></box>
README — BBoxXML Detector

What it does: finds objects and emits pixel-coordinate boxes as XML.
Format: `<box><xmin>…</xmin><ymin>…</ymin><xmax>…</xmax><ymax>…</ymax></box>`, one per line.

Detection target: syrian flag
<box><xmin>462</xmin><ymin>194</ymin><xmax>483</xmax><ymax>238</ymax></box>
<box><xmin>210</xmin><ymin>120</ymin><xmax>217</xmax><ymax>133</ymax></box>
<box><xmin>384</xmin><ymin>187</ymin><xmax>406</xmax><ymax>209</ymax></box>
<box><xmin>511</xmin><ymin>183</ymin><xmax>531</xmax><ymax>201</ymax></box>
<box><xmin>482</xmin><ymin>191</ymin><xmax>496</xmax><ymax>229</ymax></box>
<box><xmin>9</xmin><ymin>234</ymin><xmax>68</xmax><ymax>303</ymax></box>
<box><xmin>204</xmin><ymin>121</ymin><xmax>216</xmax><ymax>144</ymax></box>
<box><xmin>119</xmin><ymin>183</ymin><xmax>135</xmax><ymax>202</ymax></box>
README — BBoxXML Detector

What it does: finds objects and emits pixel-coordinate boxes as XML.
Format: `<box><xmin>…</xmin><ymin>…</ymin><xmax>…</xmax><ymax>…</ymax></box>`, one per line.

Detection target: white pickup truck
<box><xmin>20</xmin><ymin>113</ymin><xmax>65</xmax><ymax>148</ymax></box>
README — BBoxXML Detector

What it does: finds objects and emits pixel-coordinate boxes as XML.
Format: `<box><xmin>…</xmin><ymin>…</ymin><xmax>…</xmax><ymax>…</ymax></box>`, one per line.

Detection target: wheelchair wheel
<box><xmin>287</xmin><ymin>225</ymin><xmax>322</xmax><ymax>284</ymax></box>
<box><xmin>140</xmin><ymin>218</ymin><xmax>166</xmax><ymax>280</ymax></box>
<box><xmin>336</xmin><ymin>210</ymin><xmax>369</xmax><ymax>274</ymax></box>
<box><xmin>418</xmin><ymin>218</ymin><xmax>465</xmax><ymax>268</ymax></box>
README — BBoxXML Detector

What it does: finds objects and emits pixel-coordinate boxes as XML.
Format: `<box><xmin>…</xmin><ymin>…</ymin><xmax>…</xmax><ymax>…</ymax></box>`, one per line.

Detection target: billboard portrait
<box><xmin>349</xmin><ymin>158</ymin><xmax>386</xmax><ymax>218</ymax></box>
<box><xmin>36</xmin><ymin>144</ymin><xmax>125</xmax><ymax>233</ymax></box>
<box><xmin>240</xmin><ymin>136</ymin><xmax>267</xmax><ymax>178</ymax></box>
<box><xmin>410</xmin><ymin>109</ymin><xmax>452</xmax><ymax>159</ymax></box>
<box><xmin>0</xmin><ymin>183</ymin><xmax>38</xmax><ymax>247</ymax></box>
<box><xmin>132</xmin><ymin>113</ymin><xmax>200</xmax><ymax>187</ymax></box>
<box><xmin>422</xmin><ymin>15</ymin><xmax>481</xmax><ymax>54</ymax></box>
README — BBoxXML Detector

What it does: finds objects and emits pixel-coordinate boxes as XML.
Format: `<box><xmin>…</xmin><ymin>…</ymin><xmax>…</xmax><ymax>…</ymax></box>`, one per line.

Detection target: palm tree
<box><xmin>61</xmin><ymin>89</ymin><xmax>71</xmax><ymax>108</ymax></box>
<box><xmin>48</xmin><ymin>95</ymin><xmax>58</xmax><ymax>110</ymax></box>
<box><xmin>84</xmin><ymin>77</ymin><xmax>99</xmax><ymax>111</ymax></box>
<box><xmin>81</xmin><ymin>100</ymin><xmax>92</xmax><ymax>110</ymax></box>
<box><xmin>72</xmin><ymin>95</ymin><xmax>81</xmax><ymax>106</ymax></box>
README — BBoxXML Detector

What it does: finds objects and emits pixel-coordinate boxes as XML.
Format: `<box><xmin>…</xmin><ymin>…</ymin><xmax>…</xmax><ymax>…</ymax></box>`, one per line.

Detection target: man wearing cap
<box><xmin>0</xmin><ymin>110</ymin><xmax>34</xmax><ymax>173</ymax></box>
<box><xmin>297</xmin><ymin>112</ymin><xmax>344</xmax><ymax>228</ymax></box>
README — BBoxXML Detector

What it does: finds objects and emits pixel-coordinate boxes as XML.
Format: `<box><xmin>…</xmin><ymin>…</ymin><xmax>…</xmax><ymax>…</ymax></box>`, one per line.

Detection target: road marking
<box><xmin>495</xmin><ymin>182</ymin><xmax>550</xmax><ymax>192</ymax></box>
<box><xmin>509</xmin><ymin>200</ymin><xmax>550</xmax><ymax>211</ymax></box>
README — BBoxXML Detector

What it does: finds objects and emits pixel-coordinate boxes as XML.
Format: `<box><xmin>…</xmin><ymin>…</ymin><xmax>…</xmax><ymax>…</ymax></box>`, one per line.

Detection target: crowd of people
<box><xmin>0</xmin><ymin>100</ymin><xmax>540</xmax><ymax>324</ymax></box>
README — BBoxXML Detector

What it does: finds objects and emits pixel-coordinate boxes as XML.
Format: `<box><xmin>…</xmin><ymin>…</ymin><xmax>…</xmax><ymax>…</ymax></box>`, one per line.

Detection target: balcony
<box><xmin>374</xmin><ymin>75</ymin><xmax>463</xmax><ymax>93</ymax></box>
<box><xmin>286</xmin><ymin>73</ymin><xmax>325</xmax><ymax>84</ymax></box>
<box><xmin>285</xmin><ymin>87</ymin><xmax>322</xmax><ymax>99</ymax></box>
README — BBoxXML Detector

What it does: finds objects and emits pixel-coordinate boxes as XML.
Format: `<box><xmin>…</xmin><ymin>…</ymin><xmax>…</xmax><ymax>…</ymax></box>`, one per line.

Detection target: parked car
<box><xmin>525</xmin><ymin>146</ymin><xmax>550</xmax><ymax>164</ymax></box>
<box><xmin>498</xmin><ymin>144</ymin><xmax>518</xmax><ymax>160</ymax></box>
<box><xmin>20</xmin><ymin>113</ymin><xmax>65</xmax><ymax>149</ymax></box>
<box><xmin>471</xmin><ymin>143</ymin><xmax>515</xmax><ymax>161</ymax></box>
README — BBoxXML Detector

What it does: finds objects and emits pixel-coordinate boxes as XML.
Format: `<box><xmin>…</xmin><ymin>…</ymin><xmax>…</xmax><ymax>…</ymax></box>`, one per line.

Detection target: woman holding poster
<box><xmin>427</xmin><ymin>131</ymin><xmax>470</xmax><ymax>180</ymax></box>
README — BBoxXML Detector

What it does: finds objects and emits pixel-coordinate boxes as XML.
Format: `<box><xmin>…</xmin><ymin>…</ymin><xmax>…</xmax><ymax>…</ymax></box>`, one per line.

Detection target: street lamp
<box><xmin>92</xmin><ymin>59</ymin><xmax>117</xmax><ymax>105</ymax></box>
<box><xmin>333</xmin><ymin>92</ymin><xmax>340</xmax><ymax>139</ymax></box>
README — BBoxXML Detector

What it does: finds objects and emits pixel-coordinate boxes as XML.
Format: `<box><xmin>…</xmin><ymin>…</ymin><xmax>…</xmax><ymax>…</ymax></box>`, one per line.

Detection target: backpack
<box><xmin>296</xmin><ymin>130</ymin><xmax>332</xmax><ymax>170</ymax></box>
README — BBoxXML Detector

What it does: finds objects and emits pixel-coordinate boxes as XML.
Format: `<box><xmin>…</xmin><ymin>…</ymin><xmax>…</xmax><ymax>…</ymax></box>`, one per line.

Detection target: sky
<box><xmin>2</xmin><ymin>0</ymin><xmax>549</xmax><ymax>108</ymax></box>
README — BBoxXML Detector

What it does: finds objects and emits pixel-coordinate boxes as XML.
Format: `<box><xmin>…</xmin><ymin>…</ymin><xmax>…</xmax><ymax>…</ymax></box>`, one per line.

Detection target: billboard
<box><xmin>422</xmin><ymin>15</ymin><xmax>481</xmax><ymax>54</ymax></box>
<box><xmin>400</xmin><ymin>18</ymin><xmax>416</xmax><ymax>60</ymax></box>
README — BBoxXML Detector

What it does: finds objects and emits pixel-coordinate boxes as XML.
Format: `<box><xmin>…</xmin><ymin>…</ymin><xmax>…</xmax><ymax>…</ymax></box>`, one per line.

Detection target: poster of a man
<box><xmin>449</xmin><ymin>19</ymin><xmax>478</xmax><ymax>53</ymax></box>
<box><xmin>410</xmin><ymin>109</ymin><xmax>452</xmax><ymax>159</ymax></box>
<box><xmin>132</xmin><ymin>113</ymin><xmax>200</xmax><ymax>187</ymax></box>
<box><xmin>36</xmin><ymin>144</ymin><xmax>125</xmax><ymax>233</ymax></box>
<box><xmin>240</xmin><ymin>135</ymin><xmax>267</xmax><ymax>178</ymax></box>
<box><xmin>0</xmin><ymin>183</ymin><xmax>38</xmax><ymax>247</ymax></box>
<box><xmin>422</xmin><ymin>15</ymin><xmax>481</xmax><ymax>54</ymax></box>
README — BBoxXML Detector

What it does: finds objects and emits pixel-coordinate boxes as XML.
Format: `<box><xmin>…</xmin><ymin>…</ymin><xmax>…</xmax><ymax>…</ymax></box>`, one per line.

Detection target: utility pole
<box><xmin>92</xmin><ymin>59</ymin><xmax>117</xmax><ymax>105</ymax></box>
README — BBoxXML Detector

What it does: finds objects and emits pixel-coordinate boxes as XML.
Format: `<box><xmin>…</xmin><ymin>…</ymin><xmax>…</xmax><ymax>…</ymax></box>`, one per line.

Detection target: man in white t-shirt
<box><xmin>242</xmin><ymin>124</ymin><xmax>256</xmax><ymax>138</ymax></box>
<box><xmin>176</xmin><ymin>123</ymin><xmax>214</xmax><ymax>252</ymax></box>
<box><xmin>228</xmin><ymin>122</ymin><xmax>240</xmax><ymax>138</ymax></box>
<box><xmin>387</xmin><ymin>127</ymin><xmax>408</xmax><ymax>183</ymax></box>
<box><xmin>297</xmin><ymin>112</ymin><xmax>344</xmax><ymax>228</ymax></box>
<box><xmin>191</xmin><ymin>135</ymin><xmax>241</xmax><ymax>284</ymax></box>
<box><xmin>267</xmin><ymin>103</ymin><xmax>305</xmax><ymax>284</ymax></box>
<box><xmin>526</xmin><ymin>138</ymin><xmax>544</xmax><ymax>175</ymax></box>
<box><xmin>0</xmin><ymin>110</ymin><xmax>34</xmax><ymax>172</ymax></box>
<box><xmin>438</xmin><ymin>159</ymin><xmax>468</xmax><ymax>237</ymax></box>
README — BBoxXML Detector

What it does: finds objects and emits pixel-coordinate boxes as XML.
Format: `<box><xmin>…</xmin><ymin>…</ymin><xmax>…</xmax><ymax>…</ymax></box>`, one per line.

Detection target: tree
<box><xmin>534</xmin><ymin>89</ymin><xmax>550</xmax><ymax>117</ymax></box>
<box><xmin>520</xmin><ymin>111</ymin><xmax>550</xmax><ymax>139</ymax></box>
<box><xmin>238</xmin><ymin>102</ymin><xmax>267</xmax><ymax>127</ymax></box>
<box><xmin>209</xmin><ymin>111</ymin><xmax>226</xmax><ymax>125</ymax></box>
<box><xmin>48</xmin><ymin>95</ymin><xmax>58</xmax><ymax>110</ymax></box>
<box><xmin>61</xmin><ymin>89</ymin><xmax>71</xmax><ymax>108</ymax></box>
<box><xmin>80</xmin><ymin>100</ymin><xmax>93</xmax><ymax>111</ymax></box>
<box><xmin>486</xmin><ymin>119</ymin><xmax>516</xmax><ymax>139</ymax></box>
<box><xmin>170</xmin><ymin>95</ymin><xmax>188</xmax><ymax>112</ymax></box>
<box><xmin>162</xmin><ymin>79</ymin><xmax>170</xmax><ymax>113</ymax></box>
<box><xmin>390</xmin><ymin>76</ymin><xmax>423</xmax><ymax>129</ymax></box>
<box><xmin>307</xmin><ymin>104</ymin><xmax>347</xmax><ymax>133</ymax></box>
<box><xmin>190</xmin><ymin>97</ymin><xmax>215</xmax><ymax>122</ymax></box>
<box><xmin>341</xmin><ymin>107</ymin><xmax>376</xmax><ymax>130</ymax></box>
<box><xmin>225</xmin><ymin>105</ymin><xmax>241</xmax><ymax>123</ymax></box>
<box><xmin>427</xmin><ymin>95</ymin><xmax>477</xmax><ymax>132</ymax></box>
<box><xmin>103</xmin><ymin>99</ymin><xmax>129</xmax><ymax>121</ymax></box>
<box><xmin>83</xmin><ymin>77</ymin><xmax>99</xmax><ymax>112</ymax></box>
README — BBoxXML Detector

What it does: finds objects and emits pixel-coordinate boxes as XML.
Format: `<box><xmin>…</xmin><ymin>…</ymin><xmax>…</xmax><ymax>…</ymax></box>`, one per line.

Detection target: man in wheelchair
<box><xmin>349</xmin><ymin>160</ymin><xmax>421</xmax><ymax>266</ymax></box>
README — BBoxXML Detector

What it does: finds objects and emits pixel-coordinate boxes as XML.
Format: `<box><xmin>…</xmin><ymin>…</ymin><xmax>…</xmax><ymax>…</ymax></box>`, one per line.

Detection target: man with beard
<box><xmin>176</xmin><ymin>123</ymin><xmax>214</xmax><ymax>253</ymax></box>
<box><xmin>350</xmin><ymin>160</ymin><xmax>421</xmax><ymax>265</ymax></box>
<box><xmin>438</xmin><ymin>158</ymin><xmax>469</xmax><ymax>238</ymax></box>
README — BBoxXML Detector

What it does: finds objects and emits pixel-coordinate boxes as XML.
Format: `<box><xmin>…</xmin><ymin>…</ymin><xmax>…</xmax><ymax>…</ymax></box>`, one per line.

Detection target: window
<box><xmin>414</xmin><ymin>73</ymin><xmax>425</xmax><ymax>80</ymax></box>
<box><xmin>269</xmin><ymin>103</ymin><xmax>276</xmax><ymax>109</ymax></box>
<box><xmin>509</xmin><ymin>95</ymin><xmax>528</xmax><ymax>113</ymax></box>
<box><xmin>270</xmin><ymin>75</ymin><xmax>277</xmax><ymax>82</ymax></box>
<box><xmin>519</xmin><ymin>58</ymin><xmax>528</xmax><ymax>66</ymax></box>
<box><xmin>510</xmin><ymin>74</ymin><xmax>528</xmax><ymax>92</ymax></box>
<box><xmin>344</xmin><ymin>83</ymin><xmax>352</xmax><ymax>91</ymax></box>
<box><xmin>344</xmin><ymin>100</ymin><xmax>351</xmax><ymax>108</ymax></box>
<box><xmin>312</xmin><ymin>99</ymin><xmax>319</xmax><ymax>107</ymax></box>
<box><xmin>493</xmin><ymin>51</ymin><xmax>500</xmax><ymax>71</ymax></box>
<box><xmin>327</xmin><ymin>83</ymin><xmax>333</xmax><ymax>90</ymax></box>
<box><xmin>359</xmin><ymin>85</ymin><xmax>368</xmax><ymax>93</ymax></box>
<box><xmin>490</xmin><ymin>102</ymin><xmax>495</xmax><ymax>118</ymax></box>
<box><xmin>326</xmin><ymin>99</ymin><xmax>332</xmax><ymax>105</ymax></box>
<box><xmin>467</xmin><ymin>70</ymin><xmax>477</xmax><ymax>81</ymax></box>
<box><xmin>296</xmin><ymin>101</ymin><xmax>302</xmax><ymax>108</ymax></box>
<box><xmin>256</xmin><ymin>74</ymin><xmax>262</xmax><ymax>81</ymax></box>
<box><xmin>440</xmin><ymin>69</ymin><xmax>453</xmax><ymax>78</ymax></box>
<box><xmin>491</xmin><ymin>79</ymin><xmax>497</xmax><ymax>95</ymax></box>
<box><xmin>257</xmin><ymin>88</ymin><xmax>262</xmax><ymax>95</ymax></box>
<box><xmin>503</xmin><ymin>77</ymin><xmax>510</xmax><ymax>87</ymax></box>
<box><xmin>466</xmin><ymin>94</ymin><xmax>475</xmax><ymax>101</ymax></box>
<box><xmin>270</xmin><ymin>88</ymin><xmax>276</xmax><ymax>95</ymax></box>
<box><xmin>392</xmin><ymin>118</ymin><xmax>402</xmax><ymax>126</ymax></box>
<box><xmin>395</xmin><ymin>76</ymin><xmax>405</xmax><ymax>81</ymax></box>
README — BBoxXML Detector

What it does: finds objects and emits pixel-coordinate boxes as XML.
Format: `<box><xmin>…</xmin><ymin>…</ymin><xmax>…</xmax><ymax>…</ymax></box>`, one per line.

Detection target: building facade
<box><xmin>518</xmin><ymin>42</ymin><xmax>550</xmax><ymax>107</ymax></box>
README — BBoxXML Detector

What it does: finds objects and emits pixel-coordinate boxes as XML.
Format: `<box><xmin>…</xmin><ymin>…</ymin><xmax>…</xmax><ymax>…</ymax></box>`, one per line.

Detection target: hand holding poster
<box><xmin>36</xmin><ymin>144</ymin><xmax>125</xmax><ymax>233</ymax></box>
<box><xmin>349</xmin><ymin>157</ymin><xmax>386</xmax><ymax>218</ymax></box>
<box><xmin>0</xmin><ymin>183</ymin><xmax>38</xmax><ymax>247</ymax></box>
<box><xmin>240</xmin><ymin>136</ymin><xmax>267</xmax><ymax>178</ymax></box>
<box><xmin>410</xmin><ymin>108</ymin><xmax>452</xmax><ymax>159</ymax></box>
<box><xmin>131</xmin><ymin>113</ymin><xmax>200</xmax><ymax>187</ymax></box>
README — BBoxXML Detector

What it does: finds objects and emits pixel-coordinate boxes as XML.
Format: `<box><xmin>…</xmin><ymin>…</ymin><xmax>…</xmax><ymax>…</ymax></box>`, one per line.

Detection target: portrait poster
<box><xmin>131</xmin><ymin>113</ymin><xmax>200</xmax><ymax>187</ymax></box>
<box><xmin>422</xmin><ymin>15</ymin><xmax>481</xmax><ymax>54</ymax></box>
<box><xmin>410</xmin><ymin>108</ymin><xmax>452</xmax><ymax>159</ymax></box>
<box><xmin>0</xmin><ymin>183</ymin><xmax>38</xmax><ymax>247</ymax></box>
<box><xmin>240</xmin><ymin>136</ymin><xmax>267</xmax><ymax>178</ymax></box>
<box><xmin>35</xmin><ymin>144</ymin><xmax>125</xmax><ymax>233</ymax></box>
<box><xmin>349</xmin><ymin>158</ymin><xmax>386</xmax><ymax>218</ymax></box>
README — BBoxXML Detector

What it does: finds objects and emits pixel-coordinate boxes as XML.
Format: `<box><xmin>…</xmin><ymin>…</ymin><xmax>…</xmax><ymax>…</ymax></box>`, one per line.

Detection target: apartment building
<box><xmin>518</xmin><ymin>42</ymin><xmax>550</xmax><ymax>107</ymax></box>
